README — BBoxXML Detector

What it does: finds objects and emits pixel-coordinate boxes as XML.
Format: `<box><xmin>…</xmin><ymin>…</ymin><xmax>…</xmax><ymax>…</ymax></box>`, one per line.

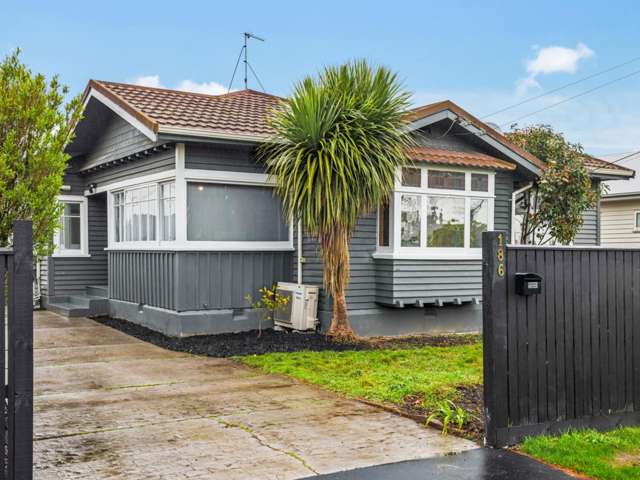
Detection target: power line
<box><xmin>500</xmin><ymin>67</ymin><xmax>640</xmax><ymax>128</ymax></box>
<box><xmin>483</xmin><ymin>55</ymin><xmax>640</xmax><ymax>119</ymax></box>
<box><xmin>590</xmin><ymin>149</ymin><xmax>640</xmax><ymax>175</ymax></box>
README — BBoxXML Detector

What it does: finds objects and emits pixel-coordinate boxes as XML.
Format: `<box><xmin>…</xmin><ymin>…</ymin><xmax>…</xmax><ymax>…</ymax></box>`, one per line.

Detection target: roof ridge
<box><xmin>95</xmin><ymin>80</ymin><xmax>285</xmax><ymax>101</ymax></box>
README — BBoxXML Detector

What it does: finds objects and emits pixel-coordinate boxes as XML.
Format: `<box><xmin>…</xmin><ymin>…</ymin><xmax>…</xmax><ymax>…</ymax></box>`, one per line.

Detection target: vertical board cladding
<box><xmin>185</xmin><ymin>143</ymin><xmax>263</xmax><ymax>172</ymax></box>
<box><xmin>175</xmin><ymin>251</ymin><xmax>293</xmax><ymax>311</ymax></box>
<box><xmin>49</xmin><ymin>194</ymin><xmax>108</xmax><ymax>296</ymax></box>
<box><xmin>483</xmin><ymin>240</ymin><xmax>640</xmax><ymax>447</ymax></box>
<box><xmin>109</xmin><ymin>251</ymin><xmax>176</xmax><ymax>310</ymax></box>
<box><xmin>83</xmin><ymin>108</ymin><xmax>156</xmax><ymax>168</ymax></box>
<box><xmin>82</xmin><ymin>146</ymin><xmax>175</xmax><ymax>186</ymax></box>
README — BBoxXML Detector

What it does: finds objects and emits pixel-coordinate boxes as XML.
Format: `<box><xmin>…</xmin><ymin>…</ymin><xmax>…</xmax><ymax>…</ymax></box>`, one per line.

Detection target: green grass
<box><xmin>522</xmin><ymin>427</ymin><xmax>640</xmax><ymax>479</ymax></box>
<box><xmin>237</xmin><ymin>344</ymin><xmax>482</xmax><ymax>411</ymax></box>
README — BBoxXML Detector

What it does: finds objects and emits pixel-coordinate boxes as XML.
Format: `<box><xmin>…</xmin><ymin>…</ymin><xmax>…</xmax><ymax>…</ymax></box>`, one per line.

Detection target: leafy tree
<box><xmin>260</xmin><ymin>60</ymin><xmax>413</xmax><ymax>338</ymax></box>
<box><xmin>506</xmin><ymin>125</ymin><xmax>599</xmax><ymax>245</ymax></box>
<box><xmin>0</xmin><ymin>49</ymin><xmax>83</xmax><ymax>256</ymax></box>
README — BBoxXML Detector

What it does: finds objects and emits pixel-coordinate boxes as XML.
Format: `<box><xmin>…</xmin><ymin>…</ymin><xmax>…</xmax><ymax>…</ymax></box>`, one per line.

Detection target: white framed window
<box><xmin>375</xmin><ymin>166</ymin><xmax>495</xmax><ymax>259</ymax></box>
<box><xmin>160</xmin><ymin>182</ymin><xmax>176</xmax><ymax>241</ymax></box>
<box><xmin>53</xmin><ymin>195</ymin><xmax>89</xmax><ymax>257</ymax></box>
<box><xmin>635</xmin><ymin>211</ymin><xmax>640</xmax><ymax>231</ymax></box>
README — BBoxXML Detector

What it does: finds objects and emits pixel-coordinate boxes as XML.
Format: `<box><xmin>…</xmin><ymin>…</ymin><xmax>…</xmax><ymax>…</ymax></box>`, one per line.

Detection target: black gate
<box><xmin>2</xmin><ymin>221</ymin><xmax>34</xmax><ymax>479</ymax></box>
<box><xmin>483</xmin><ymin>231</ymin><xmax>640</xmax><ymax>447</ymax></box>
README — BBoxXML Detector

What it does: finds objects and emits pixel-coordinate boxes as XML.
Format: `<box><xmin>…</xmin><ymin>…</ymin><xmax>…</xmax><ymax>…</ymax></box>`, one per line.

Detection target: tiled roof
<box><xmin>583</xmin><ymin>154</ymin><xmax>634</xmax><ymax>176</ymax></box>
<box><xmin>87</xmin><ymin>80</ymin><xmax>283</xmax><ymax>138</ymax></box>
<box><xmin>407</xmin><ymin>146</ymin><xmax>516</xmax><ymax>171</ymax></box>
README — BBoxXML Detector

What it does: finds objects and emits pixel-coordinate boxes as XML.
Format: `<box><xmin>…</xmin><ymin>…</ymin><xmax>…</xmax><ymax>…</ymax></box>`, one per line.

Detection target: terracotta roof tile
<box><xmin>89</xmin><ymin>80</ymin><xmax>283</xmax><ymax>138</ymax></box>
<box><xmin>407</xmin><ymin>146</ymin><xmax>516</xmax><ymax>171</ymax></box>
<box><xmin>583</xmin><ymin>154</ymin><xmax>634</xmax><ymax>175</ymax></box>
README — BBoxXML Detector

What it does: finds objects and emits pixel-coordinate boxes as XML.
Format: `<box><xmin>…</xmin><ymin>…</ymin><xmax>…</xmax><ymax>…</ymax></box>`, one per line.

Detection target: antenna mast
<box><xmin>243</xmin><ymin>32</ymin><xmax>264</xmax><ymax>89</ymax></box>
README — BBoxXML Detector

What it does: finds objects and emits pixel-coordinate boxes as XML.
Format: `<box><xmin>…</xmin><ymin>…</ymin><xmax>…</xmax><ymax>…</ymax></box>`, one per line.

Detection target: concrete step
<box><xmin>47</xmin><ymin>293</ymin><xmax>108</xmax><ymax>317</ymax></box>
<box><xmin>46</xmin><ymin>301</ymin><xmax>89</xmax><ymax>318</ymax></box>
<box><xmin>86</xmin><ymin>285</ymin><xmax>108</xmax><ymax>297</ymax></box>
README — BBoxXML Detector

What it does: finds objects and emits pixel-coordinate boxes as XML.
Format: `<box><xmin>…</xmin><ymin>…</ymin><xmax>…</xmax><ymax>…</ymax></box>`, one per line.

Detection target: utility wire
<box><xmin>483</xmin><ymin>55</ymin><xmax>640</xmax><ymax>119</ymax></box>
<box><xmin>227</xmin><ymin>45</ymin><xmax>245</xmax><ymax>93</ymax></box>
<box><xmin>500</xmin><ymin>67</ymin><xmax>640</xmax><ymax>128</ymax></box>
<box><xmin>589</xmin><ymin>148</ymin><xmax>640</xmax><ymax>175</ymax></box>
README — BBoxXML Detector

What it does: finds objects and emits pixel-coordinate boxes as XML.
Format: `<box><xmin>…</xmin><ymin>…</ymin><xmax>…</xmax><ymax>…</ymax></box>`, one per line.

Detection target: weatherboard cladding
<box><xmin>82</xmin><ymin>146</ymin><xmax>175</xmax><ymax>187</ymax></box>
<box><xmin>84</xmin><ymin>110</ymin><xmax>156</xmax><ymax>169</ymax></box>
<box><xmin>49</xmin><ymin>194</ymin><xmax>108</xmax><ymax>296</ymax></box>
<box><xmin>185</xmin><ymin>143</ymin><xmax>262</xmax><ymax>172</ymax></box>
<box><xmin>574</xmin><ymin>206</ymin><xmax>599</xmax><ymax>246</ymax></box>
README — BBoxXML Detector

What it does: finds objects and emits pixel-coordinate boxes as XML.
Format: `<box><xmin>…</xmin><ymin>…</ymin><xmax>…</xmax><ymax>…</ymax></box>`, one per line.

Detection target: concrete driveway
<box><xmin>34</xmin><ymin>311</ymin><xmax>476</xmax><ymax>479</ymax></box>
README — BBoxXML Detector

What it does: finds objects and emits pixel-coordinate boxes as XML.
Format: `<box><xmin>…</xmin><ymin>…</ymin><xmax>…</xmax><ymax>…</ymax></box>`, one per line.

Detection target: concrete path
<box><xmin>34</xmin><ymin>311</ymin><xmax>476</xmax><ymax>479</ymax></box>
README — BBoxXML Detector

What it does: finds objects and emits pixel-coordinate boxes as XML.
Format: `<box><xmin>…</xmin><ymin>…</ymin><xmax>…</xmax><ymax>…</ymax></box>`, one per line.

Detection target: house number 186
<box><xmin>496</xmin><ymin>233</ymin><xmax>505</xmax><ymax>277</ymax></box>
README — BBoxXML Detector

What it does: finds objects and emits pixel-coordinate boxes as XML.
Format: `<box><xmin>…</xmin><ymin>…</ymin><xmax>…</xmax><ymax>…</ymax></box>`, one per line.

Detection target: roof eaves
<box><xmin>157</xmin><ymin>125</ymin><xmax>269</xmax><ymax>143</ymax></box>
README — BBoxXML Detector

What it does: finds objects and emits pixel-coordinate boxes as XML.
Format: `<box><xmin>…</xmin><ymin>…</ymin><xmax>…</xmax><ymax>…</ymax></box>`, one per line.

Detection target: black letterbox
<box><xmin>515</xmin><ymin>273</ymin><xmax>542</xmax><ymax>296</ymax></box>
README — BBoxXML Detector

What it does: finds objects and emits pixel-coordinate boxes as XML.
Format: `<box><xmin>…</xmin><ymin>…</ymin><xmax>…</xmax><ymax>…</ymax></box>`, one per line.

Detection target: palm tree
<box><xmin>260</xmin><ymin>60</ymin><xmax>413</xmax><ymax>338</ymax></box>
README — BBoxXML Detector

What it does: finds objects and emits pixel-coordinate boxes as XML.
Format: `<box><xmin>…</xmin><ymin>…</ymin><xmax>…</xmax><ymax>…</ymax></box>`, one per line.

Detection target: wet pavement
<box><xmin>311</xmin><ymin>448</ymin><xmax>575</xmax><ymax>479</ymax></box>
<box><xmin>33</xmin><ymin>311</ymin><xmax>477</xmax><ymax>479</ymax></box>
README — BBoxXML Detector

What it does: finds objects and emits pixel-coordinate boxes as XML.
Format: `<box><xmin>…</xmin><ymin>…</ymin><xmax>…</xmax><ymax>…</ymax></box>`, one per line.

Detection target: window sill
<box><xmin>372</xmin><ymin>251</ymin><xmax>482</xmax><ymax>261</ymax></box>
<box><xmin>52</xmin><ymin>253</ymin><xmax>91</xmax><ymax>258</ymax></box>
<box><xmin>106</xmin><ymin>242</ymin><xmax>295</xmax><ymax>252</ymax></box>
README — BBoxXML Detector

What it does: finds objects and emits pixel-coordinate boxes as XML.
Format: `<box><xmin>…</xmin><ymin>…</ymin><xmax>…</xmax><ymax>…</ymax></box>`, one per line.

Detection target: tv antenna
<box><xmin>227</xmin><ymin>32</ymin><xmax>266</xmax><ymax>92</ymax></box>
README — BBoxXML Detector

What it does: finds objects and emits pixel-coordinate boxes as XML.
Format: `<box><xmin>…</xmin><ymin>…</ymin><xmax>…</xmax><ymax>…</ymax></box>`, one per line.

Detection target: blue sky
<box><xmin>3</xmin><ymin>0</ymin><xmax>640</xmax><ymax>156</ymax></box>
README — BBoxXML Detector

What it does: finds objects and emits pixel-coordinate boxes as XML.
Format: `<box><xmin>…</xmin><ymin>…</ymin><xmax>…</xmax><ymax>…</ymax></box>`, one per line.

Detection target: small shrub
<box><xmin>426</xmin><ymin>400</ymin><xmax>468</xmax><ymax>435</ymax></box>
<box><xmin>245</xmin><ymin>285</ymin><xmax>290</xmax><ymax>337</ymax></box>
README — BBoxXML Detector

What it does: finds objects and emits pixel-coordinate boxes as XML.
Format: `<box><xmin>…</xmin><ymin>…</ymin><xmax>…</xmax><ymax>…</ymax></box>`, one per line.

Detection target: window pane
<box><xmin>160</xmin><ymin>182</ymin><xmax>175</xmax><ymax>241</ymax></box>
<box><xmin>471</xmin><ymin>173</ymin><xmax>489</xmax><ymax>192</ymax></box>
<box><xmin>401</xmin><ymin>168</ymin><xmax>421</xmax><ymax>187</ymax></box>
<box><xmin>428</xmin><ymin>170</ymin><xmax>465</xmax><ymax>190</ymax></box>
<box><xmin>378</xmin><ymin>203</ymin><xmax>390</xmax><ymax>247</ymax></box>
<box><xmin>636</xmin><ymin>212</ymin><xmax>640</xmax><ymax>229</ymax></box>
<box><xmin>401</xmin><ymin>195</ymin><xmax>421</xmax><ymax>247</ymax></box>
<box><xmin>427</xmin><ymin>196</ymin><xmax>465</xmax><ymax>247</ymax></box>
<box><xmin>59</xmin><ymin>201</ymin><xmax>82</xmax><ymax>251</ymax></box>
<box><xmin>470</xmin><ymin>199</ymin><xmax>489</xmax><ymax>248</ymax></box>
<box><xmin>187</xmin><ymin>183</ymin><xmax>289</xmax><ymax>241</ymax></box>
<box><xmin>65</xmin><ymin>203</ymin><xmax>81</xmax><ymax>216</ymax></box>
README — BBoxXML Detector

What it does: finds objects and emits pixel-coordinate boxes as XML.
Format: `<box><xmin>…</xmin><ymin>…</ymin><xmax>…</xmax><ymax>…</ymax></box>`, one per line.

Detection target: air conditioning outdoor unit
<box><xmin>274</xmin><ymin>282</ymin><xmax>319</xmax><ymax>331</ymax></box>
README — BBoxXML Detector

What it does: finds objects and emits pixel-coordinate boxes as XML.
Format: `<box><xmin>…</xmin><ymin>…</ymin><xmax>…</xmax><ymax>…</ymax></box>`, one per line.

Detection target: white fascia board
<box><xmin>185</xmin><ymin>169</ymin><xmax>275</xmax><ymax>186</ymax></box>
<box><xmin>158</xmin><ymin>125</ymin><xmax>268</xmax><ymax>143</ymax></box>
<box><xmin>85</xmin><ymin>88</ymin><xmax>158</xmax><ymax>142</ymax></box>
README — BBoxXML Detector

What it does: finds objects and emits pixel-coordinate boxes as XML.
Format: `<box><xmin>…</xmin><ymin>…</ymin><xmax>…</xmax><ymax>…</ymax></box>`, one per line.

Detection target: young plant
<box><xmin>245</xmin><ymin>285</ymin><xmax>290</xmax><ymax>337</ymax></box>
<box><xmin>426</xmin><ymin>400</ymin><xmax>469</xmax><ymax>435</ymax></box>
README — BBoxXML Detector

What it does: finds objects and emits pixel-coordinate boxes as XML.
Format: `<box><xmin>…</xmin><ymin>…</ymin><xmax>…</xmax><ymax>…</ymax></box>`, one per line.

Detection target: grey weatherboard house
<box><xmin>40</xmin><ymin>80</ymin><xmax>634</xmax><ymax>336</ymax></box>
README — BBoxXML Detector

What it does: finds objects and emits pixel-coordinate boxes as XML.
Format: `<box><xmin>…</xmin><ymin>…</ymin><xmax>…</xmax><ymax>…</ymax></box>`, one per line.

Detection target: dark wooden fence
<box><xmin>2</xmin><ymin>221</ymin><xmax>34</xmax><ymax>479</ymax></box>
<box><xmin>483</xmin><ymin>231</ymin><xmax>640</xmax><ymax>447</ymax></box>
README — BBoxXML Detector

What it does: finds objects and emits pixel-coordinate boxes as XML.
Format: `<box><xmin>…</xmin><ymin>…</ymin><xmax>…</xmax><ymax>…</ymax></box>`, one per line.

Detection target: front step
<box><xmin>46</xmin><ymin>289</ymin><xmax>109</xmax><ymax>318</ymax></box>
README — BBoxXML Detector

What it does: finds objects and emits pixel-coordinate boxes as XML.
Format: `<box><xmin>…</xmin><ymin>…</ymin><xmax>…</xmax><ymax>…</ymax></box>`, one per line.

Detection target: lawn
<box><xmin>237</xmin><ymin>342</ymin><xmax>483</xmax><ymax>417</ymax></box>
<box><xmin>522</xmin><ymin>427</ymin><xmax>640</xmax><ymax>480</ymax></box>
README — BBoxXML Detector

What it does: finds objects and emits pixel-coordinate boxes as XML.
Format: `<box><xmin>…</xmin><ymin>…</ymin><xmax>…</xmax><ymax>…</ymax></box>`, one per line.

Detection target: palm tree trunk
<box><xmin>320</xmin><ymin>227</ymin><xmax>356</xmax><ymax>339</ymax></box>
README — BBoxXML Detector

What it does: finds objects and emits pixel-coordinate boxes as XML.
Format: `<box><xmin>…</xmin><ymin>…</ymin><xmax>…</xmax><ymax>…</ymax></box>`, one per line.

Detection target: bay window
<box><xmin>377</xmin><ymin>166</ymin><xmax>494</xmax><ymax>258</ymax></box>
<box><xmin>112</xmin><ymin>181</ymin><xmax>174</xmax><ymax>244</ymax></box>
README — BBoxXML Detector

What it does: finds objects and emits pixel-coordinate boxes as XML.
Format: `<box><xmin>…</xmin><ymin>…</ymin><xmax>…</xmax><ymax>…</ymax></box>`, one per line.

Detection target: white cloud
<box><xmin>132</xmin><ymin>75</ymin><xmax>163</xmax><ymax>88</ymax></box>
<box><xmin>526</xmin><ymin>43</ymin><xmax>595</xmax><ymax>76</ymax></box>
<box><xmin>515</xmin><ymin>43</ymin><xmax>595</xmax><ymax>95</ymax></box>
<box><xmin>176</xmin><ymin>79</ymin><xmax>228</xmax><ymax>95</ymax></box>
<box><xmin>129</xmin><ymin>75</ymin><xmax>230</xmax><ymax>95</ymax></box>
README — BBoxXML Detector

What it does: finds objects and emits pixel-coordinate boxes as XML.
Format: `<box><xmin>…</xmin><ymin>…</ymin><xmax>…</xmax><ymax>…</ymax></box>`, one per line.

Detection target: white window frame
<box><xmin>634</xmin><ymin>210</ymin><xmax>640</xmax><ymax>232</ymax></box>
<box><xmin>102</xmin><ymin>155</ymin><xmax>294</xmax><ymax>252</ymax></box>
<box><xmin>53</xmin><ymin>195</ymin><xmax>89</xmax><ymax>257</ymax></box>
<box><xmin>374</xmin><ymin>165</ymin><xmax>495</xmax><ymax>260</ymax></box>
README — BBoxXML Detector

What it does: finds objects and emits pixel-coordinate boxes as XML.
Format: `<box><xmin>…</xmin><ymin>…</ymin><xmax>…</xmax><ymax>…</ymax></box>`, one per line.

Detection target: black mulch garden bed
<box><xmin>401</xmin><ymin>384</ymin><xmax>485</xmax><ymax>442</ymax></box>
<box><xmin>93</xmin><ymin>316</ymin><xmax>481</xmax><ymax>357</ymax></box>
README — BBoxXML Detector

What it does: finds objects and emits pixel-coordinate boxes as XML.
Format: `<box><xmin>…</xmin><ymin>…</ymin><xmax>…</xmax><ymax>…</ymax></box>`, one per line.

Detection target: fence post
<box><xmin>482</xmin><ymin>231</ymin><xmax>509</xmax><ymax>447</ymax></box>
<box><xmin>9</xmin><ymin>220</ymin><xmax>33</xmax><ymax>480</ymax></box>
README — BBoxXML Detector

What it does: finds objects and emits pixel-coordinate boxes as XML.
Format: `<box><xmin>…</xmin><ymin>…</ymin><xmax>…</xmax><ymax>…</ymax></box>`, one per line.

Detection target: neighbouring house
<box><xmin>598</xmin><ymin>152</ymin><xmax>640</xmax><ymax>246</ymax></box>
<box><xmin>40</xmin><ymin>80</ymin><xmax>634</xmax><ymax>337</ymax></box>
